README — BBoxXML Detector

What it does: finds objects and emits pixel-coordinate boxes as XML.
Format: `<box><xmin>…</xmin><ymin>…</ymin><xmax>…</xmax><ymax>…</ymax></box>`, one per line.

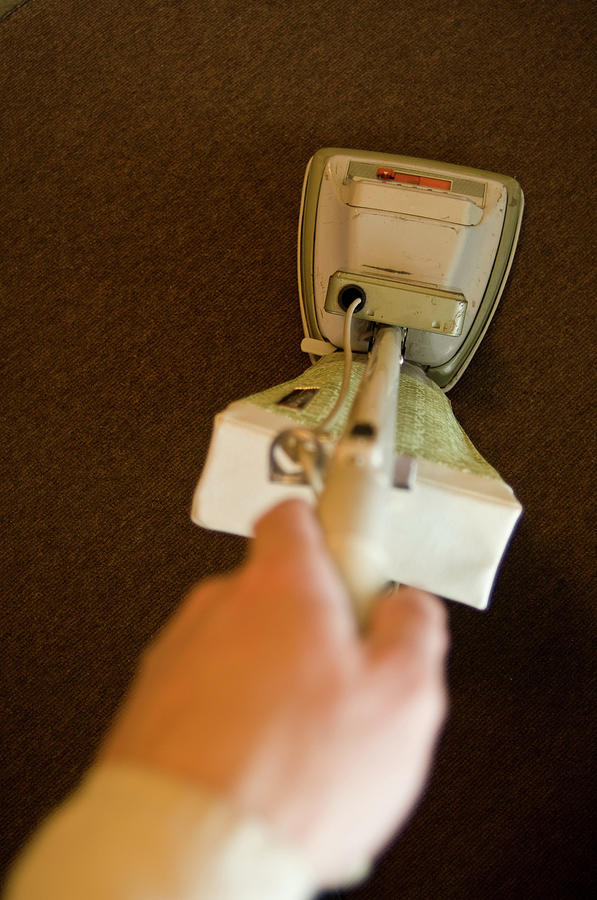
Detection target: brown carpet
<box><xmin>1</xmin><ymin>1</ymin><xmax>595</xmax><ymax>896</ymax></box>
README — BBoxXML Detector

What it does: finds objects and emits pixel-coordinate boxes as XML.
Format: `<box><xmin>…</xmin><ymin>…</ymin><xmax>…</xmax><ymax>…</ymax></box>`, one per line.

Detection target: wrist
<box><xmin>6</xmin><ymin>762</ymin><xmax>318</xmax><ymax>900</ymax></box>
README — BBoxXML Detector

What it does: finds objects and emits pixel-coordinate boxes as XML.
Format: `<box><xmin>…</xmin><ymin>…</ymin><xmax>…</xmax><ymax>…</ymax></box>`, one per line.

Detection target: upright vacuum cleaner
<box><xmin>193</xmin><ymin>148</ymin><xmax>524</xmax><ymax>624</ymax></box>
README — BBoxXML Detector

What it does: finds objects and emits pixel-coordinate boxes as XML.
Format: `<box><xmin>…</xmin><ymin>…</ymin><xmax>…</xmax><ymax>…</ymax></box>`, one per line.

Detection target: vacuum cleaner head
<box><xmin>298</xmin><ymin>148</ymin><xmax>524</xmax><ymax>390</ymax></box>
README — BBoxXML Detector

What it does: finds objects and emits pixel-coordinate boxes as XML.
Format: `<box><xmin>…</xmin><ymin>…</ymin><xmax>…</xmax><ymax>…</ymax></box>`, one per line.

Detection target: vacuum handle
<box><xmin>317</xmin><ymin>327</ymin><xmax>403</xmax><ymax>627</ymax></box>
<box><xmin>318</xmin><ymin>454</ymin><xmax>393</xmax><ymax>626</ymax></box>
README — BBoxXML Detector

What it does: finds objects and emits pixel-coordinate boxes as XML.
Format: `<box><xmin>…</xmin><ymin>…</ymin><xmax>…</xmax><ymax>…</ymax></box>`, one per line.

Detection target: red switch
<box><xmin>376</xmin><ymin>167</ymin><xmax>395</xmax><ymax>180</ymax></box>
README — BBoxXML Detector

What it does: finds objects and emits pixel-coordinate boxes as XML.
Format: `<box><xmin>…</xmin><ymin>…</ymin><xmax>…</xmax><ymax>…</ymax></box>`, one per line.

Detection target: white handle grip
<box><xmin>317</xmin><ymin>326</ymin><xmax>403</xmax><ymax>627</ymax></box>
<box><xmin>318</xmin><ymin>453</ymin><xmax>392</xmax><ymax>626</ymax></box>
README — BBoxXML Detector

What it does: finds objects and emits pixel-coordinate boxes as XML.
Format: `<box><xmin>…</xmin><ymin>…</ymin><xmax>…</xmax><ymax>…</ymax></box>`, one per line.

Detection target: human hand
<box><xmin>100</xmin><ymin>499</ymin><xmax>448</xmax><ymax>885</ymax></box>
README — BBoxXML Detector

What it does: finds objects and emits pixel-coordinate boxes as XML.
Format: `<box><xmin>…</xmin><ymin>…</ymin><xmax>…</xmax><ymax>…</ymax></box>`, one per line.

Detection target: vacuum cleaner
<box><xmin>192</xmin><ymin>148</ymin><xmax>524</xmax><ymax>624</ymax></box>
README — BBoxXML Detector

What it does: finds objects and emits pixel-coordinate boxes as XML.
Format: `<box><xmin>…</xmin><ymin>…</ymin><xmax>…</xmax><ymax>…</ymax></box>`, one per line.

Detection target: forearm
<box><xmin>4</xmin><ymin>763</ymin><xmax>317</xmax><ymax>900</ymax></box>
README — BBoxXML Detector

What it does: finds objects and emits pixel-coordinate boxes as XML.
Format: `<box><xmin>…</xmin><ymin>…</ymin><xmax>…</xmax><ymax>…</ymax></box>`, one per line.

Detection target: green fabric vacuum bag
<box><xmin>245</xmin><ymin>354</ymin><xmax>500</xmax><ymax>481</ymax></box>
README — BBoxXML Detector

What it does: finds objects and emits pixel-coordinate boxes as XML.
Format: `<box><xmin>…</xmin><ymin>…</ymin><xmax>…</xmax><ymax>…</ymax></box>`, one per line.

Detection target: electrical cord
<box><xmin>315</xmin><ymin>296</ymin><xmax>362</xmax><ymax>435</ymax></box>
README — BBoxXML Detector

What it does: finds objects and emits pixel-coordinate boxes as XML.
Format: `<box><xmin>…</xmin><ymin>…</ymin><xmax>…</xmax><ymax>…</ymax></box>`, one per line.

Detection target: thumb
<box><xmin>250</xmin><ymin>499</ymin><xmax>324</xmax><ymax>565</ymax></box>
<box><xmin>366</xmin><ymin>585</ymin><xmax>449</xmax><ymax>671</ymax></box>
